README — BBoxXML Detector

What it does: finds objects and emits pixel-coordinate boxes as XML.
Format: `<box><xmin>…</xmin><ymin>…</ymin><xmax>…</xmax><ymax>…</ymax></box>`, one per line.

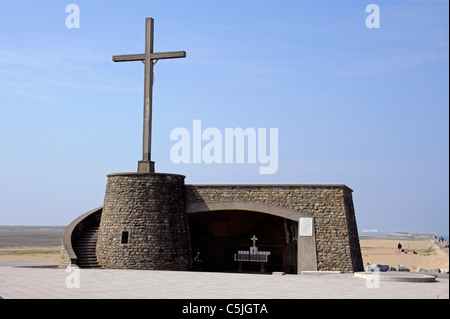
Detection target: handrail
<box><xmin>61</xmin><ymin>206</ymin><xmax>103</xmax><ymax>265</ymax></box>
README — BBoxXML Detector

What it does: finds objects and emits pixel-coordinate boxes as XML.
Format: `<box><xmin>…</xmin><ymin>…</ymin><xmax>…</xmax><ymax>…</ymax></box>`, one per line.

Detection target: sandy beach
<box><xmin>0</xmin><ymin>246</ymin><xmax>61</xmax><ymax>263</ymax></box>
<box><xmin>360</xmin><ymin>236</ymin><xmax>449</xmax><ymax>272</ymax></box>
<box><xmin>1</xmin><ymin>235</ymin><xmax>448</xmax><ymax>272</ymax></box>
<box><xmin>0</xmin><ymin>226</ymin><xmax>64</xmax><ymax>263</ymax></box>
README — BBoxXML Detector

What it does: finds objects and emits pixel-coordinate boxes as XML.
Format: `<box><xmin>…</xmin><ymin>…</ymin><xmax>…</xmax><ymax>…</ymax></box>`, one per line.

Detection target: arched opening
<box><xmin>188</xmin><ymin>210</ymin><xmax>298</xmax><ymax>274</ymax></box>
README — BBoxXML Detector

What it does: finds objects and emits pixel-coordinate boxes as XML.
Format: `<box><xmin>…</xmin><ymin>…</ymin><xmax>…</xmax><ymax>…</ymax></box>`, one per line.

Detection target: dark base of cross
<box><xmin>138</xmin><ymin>160</ymin><xmax>155</xmax><ymax>173</ymax></box>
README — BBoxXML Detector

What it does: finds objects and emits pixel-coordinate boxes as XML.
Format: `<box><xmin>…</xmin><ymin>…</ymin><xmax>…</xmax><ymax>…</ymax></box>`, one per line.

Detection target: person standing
<box><xmin>397</xmin><ymin>243</ymin><xmax>402</xmax><ymax>254</ymax></box>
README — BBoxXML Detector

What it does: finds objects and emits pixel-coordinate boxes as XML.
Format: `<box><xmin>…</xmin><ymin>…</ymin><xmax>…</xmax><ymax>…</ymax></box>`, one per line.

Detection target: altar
<box><xmin>234</xmin><ymin>236</ymin><xmax>271</xmax><ymax>273</ymax></box>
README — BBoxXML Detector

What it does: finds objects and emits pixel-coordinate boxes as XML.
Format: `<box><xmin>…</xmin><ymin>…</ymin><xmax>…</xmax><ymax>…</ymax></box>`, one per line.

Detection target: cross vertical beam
<box><xmin>112</xmin><ymin>18</ymin><xmax>186</xmax><ymax>173</ymax></box>
<box><xmin>142</xmin><ymin>17</ymin><xmax>154</xmax><ymax>172</ymax></box>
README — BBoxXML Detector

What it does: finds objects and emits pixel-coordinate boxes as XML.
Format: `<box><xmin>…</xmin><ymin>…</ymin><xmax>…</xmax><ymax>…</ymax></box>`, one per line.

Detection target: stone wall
<box><xmin>96</xmin><ymin>173</ymin><xmax>192</xmax><ymax>270</ymax></box>
<box><xmin>63</xmin><ymin>177</ymin><xmax>363</xmax><ymax>273</ymax></box>
<box><xmin>59</xmin><ymin>245</ymin><xmax>70</xmax><ymax>268</ymax></box>
<box><xmin>185</xmin><ymin>185</ymin><xmax>363</xmax><ymax>272</ymax></box>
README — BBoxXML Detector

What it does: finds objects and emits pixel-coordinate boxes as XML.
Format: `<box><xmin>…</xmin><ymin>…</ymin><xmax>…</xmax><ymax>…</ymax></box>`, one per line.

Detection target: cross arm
<box><xmin>113</xmin><ymin>54</ymin><xmax>145</xmax><ymax>62</ymax></box>
<box><xmin>113</xmin><ymin>51</ymin><xmax>186</xmax><ymax>62</ymax></box>
<box><xmin>151</xmin><ymin>51</ymin><xmax>186</xmax><ymax>60</ymax></box>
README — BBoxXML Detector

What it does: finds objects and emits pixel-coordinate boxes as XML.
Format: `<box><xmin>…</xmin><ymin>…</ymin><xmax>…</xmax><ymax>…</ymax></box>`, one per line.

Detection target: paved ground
<box><xmin>0</xmin><ymin>263</ymin><xmax>448</xmax><ymax>300</ymax></box>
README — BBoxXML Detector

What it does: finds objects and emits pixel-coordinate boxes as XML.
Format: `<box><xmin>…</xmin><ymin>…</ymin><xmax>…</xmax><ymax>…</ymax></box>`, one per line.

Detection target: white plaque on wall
<box><xmin>299</xmin><ymin>218</ymin><xmax>313</xmax><ymax>237</ymax></box>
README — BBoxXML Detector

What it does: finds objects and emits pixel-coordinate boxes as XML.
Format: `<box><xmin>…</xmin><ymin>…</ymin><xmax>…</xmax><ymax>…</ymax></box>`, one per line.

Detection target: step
<box><xmin>74</xmin><ymin>246</ymin><xmax>97</xmax><ymax>250</ymax></box>
<box><xmin>77</xmin><ymin>264</ymin><xmax>101</xmax><ymax>269</ymax></box>
<box><xmin>72</xmin><ymin>226</ymin><xmax>101</xmax><ymax>269</ymax></box>
<box><xmin>76</xmin><ymin>252</ymin><xmax>97</xmax><ymax>256</ymax></box>
<box><xmin>75</xmin><ymin>256</ymin><xmax>98</xmax><ymax>260</ymax></box>
<box><xmin>74</xmin><ymin>244</ymin><xmax>97</xmax><ymax>250</ymax></box>
<box><xmin>77</xmin><ymin>259</ymin><xmax>100</xmax><ymax>263</ymax></box>
<box><xmin>77</xmin><ymin>235</ymin><xmax>98</xmax><ymax>240</ymax></box>
<box><xmin>76</xmin><ymin>250</ymin><xmax>97</xmax><ymax>254</ymax></box>
<box><xmin>76</xmin><ymin>238</ymin><xmax>98</xmax><ymax>243</ymax></box>
<box><xmin>77</xmin><ymin>257</ymin><xmax>98</xmax><ymax>262</ymax></box>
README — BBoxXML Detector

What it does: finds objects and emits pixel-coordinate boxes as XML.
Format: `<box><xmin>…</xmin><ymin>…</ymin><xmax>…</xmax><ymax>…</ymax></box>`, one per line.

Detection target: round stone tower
<box><xmin>96</xmin><ymin>172</ymin><xmax>192</xmax><ymax>270</ymax></box>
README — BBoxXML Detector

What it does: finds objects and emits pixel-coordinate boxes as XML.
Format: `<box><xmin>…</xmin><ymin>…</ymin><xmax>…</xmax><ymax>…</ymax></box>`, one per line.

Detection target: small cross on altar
<box><xmin>251</xmin><ymin>235</ymin><xmax>258</xmax><ymax>247</ymax></box>
<box><xmin>250</xmin><ymin>235</ymin><xmax>259</xmax><ymax>254</ymax></box>
<box><xmin>112</xmin><ymin>18</ymin><xmax>186</xmax><ymax>173</ymax></box>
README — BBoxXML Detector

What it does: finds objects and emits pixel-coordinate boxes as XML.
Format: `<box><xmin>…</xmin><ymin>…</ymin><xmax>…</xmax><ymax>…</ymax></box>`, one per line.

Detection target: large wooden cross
<box><xmin>113</xmin><ymin>17</ymin><xmax>186</xmax><ymax>173</ymax></box>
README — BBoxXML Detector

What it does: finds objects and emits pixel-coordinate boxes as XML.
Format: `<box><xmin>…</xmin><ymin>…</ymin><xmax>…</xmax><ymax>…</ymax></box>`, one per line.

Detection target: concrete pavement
<box><xmin>0</xmin><ymin>263</ymin><xmax>448</xmax><ymax>299</ymax></box>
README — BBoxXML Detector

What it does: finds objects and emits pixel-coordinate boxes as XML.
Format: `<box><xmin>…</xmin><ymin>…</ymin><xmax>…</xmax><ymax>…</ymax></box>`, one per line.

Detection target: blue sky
<box><xmin>0</xmin><ymin>1</ymin><xmax>448</xmax><ymax>236</ymax></box>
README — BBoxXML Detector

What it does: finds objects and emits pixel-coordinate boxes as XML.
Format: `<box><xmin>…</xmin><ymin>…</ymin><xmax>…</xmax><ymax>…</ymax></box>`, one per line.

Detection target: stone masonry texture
<box><xmin>96</xmin><ymin>173</ymin><xmax>192</xmax><ymax>270</ymax></box>
<box><xmin>63</xmin><ymin>176</ymin><xmax>363</xmax><ymax>273</ymax></box>
<box><xmin>185</xmin><ymin>185</ymin><xmax>364</xmax><ymax>272</ymax></box>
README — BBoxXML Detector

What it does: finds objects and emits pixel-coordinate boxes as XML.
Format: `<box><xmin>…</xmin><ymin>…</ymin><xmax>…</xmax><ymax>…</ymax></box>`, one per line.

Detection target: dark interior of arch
<box><xmin>188</xmin><ymin>210</ymin><xmax>298</xmax><ymax>274</ymax></box>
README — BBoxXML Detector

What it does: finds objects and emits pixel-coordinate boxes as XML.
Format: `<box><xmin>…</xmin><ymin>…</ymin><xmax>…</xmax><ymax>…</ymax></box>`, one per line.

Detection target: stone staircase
<box><xmin>72</xmin><ymin>226</ymin><xmax>101</xmax><ymax>268</ymax></box>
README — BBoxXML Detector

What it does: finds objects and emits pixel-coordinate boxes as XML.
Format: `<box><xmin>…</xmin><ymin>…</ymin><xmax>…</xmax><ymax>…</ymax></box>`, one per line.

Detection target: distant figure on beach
<box><xmin>397</xmin><ymin>243</ymin><xmax>402</xmax><ymax>254</ymax></box>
